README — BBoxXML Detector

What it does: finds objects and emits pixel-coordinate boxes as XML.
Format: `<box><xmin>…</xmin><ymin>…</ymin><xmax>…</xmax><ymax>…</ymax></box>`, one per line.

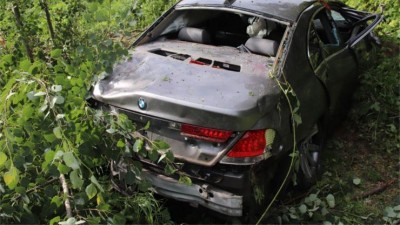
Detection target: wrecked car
<box><xmin>88</xmin><ymin>0</ymin><xmax>382</xmax><ymax>219</ymax></box>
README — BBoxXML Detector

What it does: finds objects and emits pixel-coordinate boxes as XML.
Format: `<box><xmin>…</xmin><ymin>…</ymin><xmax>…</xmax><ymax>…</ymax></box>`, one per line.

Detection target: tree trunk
<box><xmin>11</xmin><ymin>2</ymin><xmax>34</xmax><ymax>63</ymax></box>
<box><xmin>39</xmin><ymin>0</ymin><xmax>56</xmax><ymax>46</ymax></box>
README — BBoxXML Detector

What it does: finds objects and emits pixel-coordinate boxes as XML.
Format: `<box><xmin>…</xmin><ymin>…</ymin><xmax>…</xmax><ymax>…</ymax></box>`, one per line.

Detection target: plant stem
<box><xmin>256</xmin><ymin>73</ymin><xmax>299</xmax><ymax>225</ymax></box>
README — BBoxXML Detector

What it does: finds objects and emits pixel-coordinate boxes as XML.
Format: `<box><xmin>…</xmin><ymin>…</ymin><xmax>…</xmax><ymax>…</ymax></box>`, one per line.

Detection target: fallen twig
<box><xmin>352</xmin><ymin>179</ymin><xmax>396</xmax><ymax>200</ymax></box>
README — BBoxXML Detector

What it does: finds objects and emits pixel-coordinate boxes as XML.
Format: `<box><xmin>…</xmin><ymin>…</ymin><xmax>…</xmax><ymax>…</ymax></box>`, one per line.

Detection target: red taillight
<box><xmin>227</xmin><ymin>130</ymin><xmax>266</xmax><ymax>158</ymax></box>
<box><xmin>180</xmin><ymin>124</ymin><xmax>232</xmax><ymax>143</ymax></box>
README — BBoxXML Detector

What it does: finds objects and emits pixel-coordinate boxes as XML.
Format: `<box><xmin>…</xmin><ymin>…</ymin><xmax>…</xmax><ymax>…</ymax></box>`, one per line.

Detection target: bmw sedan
<box><xmin>88</xmin><ymin>0</ymin><xmax>382</xmax><ymax>220</ymax></box>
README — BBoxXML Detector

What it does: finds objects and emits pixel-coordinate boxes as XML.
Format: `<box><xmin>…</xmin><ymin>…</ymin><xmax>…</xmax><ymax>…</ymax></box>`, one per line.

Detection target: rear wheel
<box><xmin>297</xmin><ymin>123</ymin><xmax>326</xmax><ymax>189</ymax></box>
<box><xmin>242</xmin><ymin>155</ymin><xmax>291</xmax><ymax>223</ymax></box>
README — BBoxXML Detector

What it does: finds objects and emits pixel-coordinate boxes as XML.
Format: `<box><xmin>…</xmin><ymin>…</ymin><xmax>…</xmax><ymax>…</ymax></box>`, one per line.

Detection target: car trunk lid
<box><xmin>92</xmin><ymin>40</ymin><xmax>280</xmax><ymax>131</ymax></box>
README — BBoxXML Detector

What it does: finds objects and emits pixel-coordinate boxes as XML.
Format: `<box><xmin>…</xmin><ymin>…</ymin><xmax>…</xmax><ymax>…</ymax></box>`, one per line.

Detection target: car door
<box><xmin>307</xmin><ymin>6</ymin><xmax>382</xmax><ymax>118</ymax></box>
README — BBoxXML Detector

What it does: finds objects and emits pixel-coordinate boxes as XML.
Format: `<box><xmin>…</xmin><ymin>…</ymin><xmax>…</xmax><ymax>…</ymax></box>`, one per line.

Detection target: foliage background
<box><xmin>0</xmin><ymin>0</ymin><xmax>398</xmax><ymax>224</ymax></box>
<box><xmin>0</xmin><ymin>0</ymin><xmax>177</xmax><ymax>224</ymax></box>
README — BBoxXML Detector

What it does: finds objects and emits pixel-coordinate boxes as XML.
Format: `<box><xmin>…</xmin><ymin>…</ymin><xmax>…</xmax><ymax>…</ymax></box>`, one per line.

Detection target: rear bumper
<box><xmin>142</xmin><ymin>169</ymin><xmax>243</xmax><ymax>216</ymax></box>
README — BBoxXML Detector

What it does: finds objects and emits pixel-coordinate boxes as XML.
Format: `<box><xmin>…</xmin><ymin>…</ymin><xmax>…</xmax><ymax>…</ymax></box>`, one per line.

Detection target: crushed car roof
<box><xmin>176</xmin><ymin>0</ymin><xmax>318</xmax><ymax>22</ymax></box>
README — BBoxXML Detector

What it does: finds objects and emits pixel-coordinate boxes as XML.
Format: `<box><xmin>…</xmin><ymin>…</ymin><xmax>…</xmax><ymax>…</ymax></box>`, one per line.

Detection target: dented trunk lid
<box><xmin>92</xmin><ymin>39</ymin><xmax>280</xmax><ymax>131</ymax></box>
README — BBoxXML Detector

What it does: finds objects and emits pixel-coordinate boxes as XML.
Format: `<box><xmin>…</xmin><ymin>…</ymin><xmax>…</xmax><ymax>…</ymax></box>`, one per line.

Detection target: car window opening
<box><xmin>144</xmin><ymin>9</ymin><xmax>286</xmax><ymax>57</ymax></box>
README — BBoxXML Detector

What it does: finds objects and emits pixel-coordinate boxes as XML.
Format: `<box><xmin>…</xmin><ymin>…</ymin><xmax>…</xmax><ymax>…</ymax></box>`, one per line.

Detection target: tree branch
<box><xmin>60</xmin><ymin>174</ymin><xmax>73</xmax><ymax>218</ymax></box>
<box><xmin>352</xmin><ymin>179</ymin><xmax>396</xmax><ymax>200</ymax></box>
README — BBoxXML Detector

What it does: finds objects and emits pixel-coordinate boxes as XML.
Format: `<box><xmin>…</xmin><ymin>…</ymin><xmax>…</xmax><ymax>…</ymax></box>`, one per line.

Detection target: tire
<box><xmin>242</xmin><ymin>155</ymin><xmax>292</xmax><ymax>223</ymax></box>
<box><xmin>296</xmin><ymin>122</ymin><xmax>326</xmax><ymax>189</ymax></box>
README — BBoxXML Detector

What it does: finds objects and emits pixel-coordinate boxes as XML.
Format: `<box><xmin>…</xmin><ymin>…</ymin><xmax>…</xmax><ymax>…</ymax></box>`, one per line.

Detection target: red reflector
<box><xmin>227</xmin><ymin>130</ymin><xmax>266</xmax><ymax>158</ymax></box>
<box><xmin>189</xmin><ymin>59</ymin><xmax>206</xmax><ymax>65</ymax></box>
<box><xmin>181</xmin><ymin>124</ymin><xmax>232</xmax><ymax>143</ymax></box>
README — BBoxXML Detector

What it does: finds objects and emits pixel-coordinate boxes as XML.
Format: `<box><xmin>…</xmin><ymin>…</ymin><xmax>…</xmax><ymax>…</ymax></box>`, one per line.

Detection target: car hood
<box><xmin>92</xmin><ymin>40</ymin><xmax>280</xmax><ymax>131</ymax></box>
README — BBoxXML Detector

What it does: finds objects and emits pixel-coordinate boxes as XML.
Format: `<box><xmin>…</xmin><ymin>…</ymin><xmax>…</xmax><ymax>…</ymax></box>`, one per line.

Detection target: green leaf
<box><xmin>50</xmin><ymin>49</ymin><xmax>62</xmax><ymax>58</ymax></box>
<box><xmin>164</xmin><ymin>164</ymin><xmax>176</xmax><ymax>175</ymax></box>
<box><xmin>321</xmin><ymin>206</ymin><xmax>329</xmax><ymax>216</ymax></box>
<box><xmin>59</xmin><ymin>217</ymin><xmax>85</xmax><ymax>225</ymax></box>
<box><xmin>309</xmin><ymin>193</ymin><xmax>317</xmax><ymax>201</ymax></box>
<box><xmin>305</xmin><ymin>193</ymin><xmax>318</xmax><ymax>205</ymax></box>
<box><xmin>63</xmin><ymin>152</ymin><xmax>80</xmax><ymax>170</ymax></box>
<box><xmin>117</xmin><ymin>139</ymin><xmax>125</xmax><ymax>148</ymax></box>
<box><xmin>104</xmin><ymin>39</ymin><xmax>113</xmax><ymax>47</ymax></box>
<box><xmin>178</xmin><ymin>176</ymin><xmax>192</xmax><ymax>186</ymax></box>
<box><xmin>265</xmin><ymin>129</ymin><xmax>276</xmax><ymax>146</ymax></box>
<box><xmin>19</xmin><ymin>59</ymin><xmax>32</xmax><ymax>71</ymax></box>
<box><xmin>153</xmin><ymin>140</ymin><xmax>170</xmax><ymax>150</ymax></box>
<box><xmin>53</xmin><ymin>127</ymin><xmax>62</xmax><ymax>139</ymax></box>
<box><xmin>133</xmin><ymin>139</ymin><xmax>144</xmax><ymax>152</ymax></box>
<box><xmin>4</xmin><ymin>166</ymin><xmax>19</xmax><ymax>189</ymax></box>
<box><xmin>0</xmin><ymin>152</ymin><xmax>8</xmax><ymax>166</ymax></box>
<box><xmin>106</xmin><ymin>128</ymin><xmax>116</xmax><ymax>134</ymax></box>
<box><xmin>29</xmin><ymin>61</ymin><xmax>43</xmax><ymax>75</ymax></box>
<box><xmin>293</xmin><ymin>114</ymin><xmax>302</xmax><ymax>126</ymax></box>
<box><xmin>26</xmin><ymin>91</ymin><xmax>37</xmax><ymax>101</ymax></box>
<box><xmin>113</xmin><ymin>213</ymin><xmax>127</xmax><ymax>225</ymax></box>
<box><xmin>384</xmin><ymin>207</ymin><xmax>397</xmax><ymax>218</ymax></box>
<box><xmin>39</xmin><ymin>103</ymin><xmax>48</xmax><ymax>113</ymax></box>
<box><xmin>353</xmin><ymin>178</ymin><xmax>361</xmax><ymax>186</ymax></box>
<box><xmin>44</xmin><ymin>150</ymin><xmax>55</xmax><ymax>163</ymax></box>
<box><xmin>70</xmin><ymin>170</ymin><xmax>84</xmax><ymax>189</ymax></box>
<box><xmin>57</xmin><ymin>164</ymin><xmax>71</xmax><ymax>174</ymax></box>
<box><xmin>326</xmin><ymin>194</ymin><xmax>335</xmax><ymax>208</ymax></box>
<box><xmin>95</xmin><ymin>9</ymin><xmax>108</xmax><ymax>21</ymax></box>
<box><xmin>22</xmin><ymin>104</ymin><xmax>35</xmax><ymax>119</ymax></box>
<box><xmin>34</xmin><ymin>91</ymin><xmax>47</xmax><ymax>97</ymax></box>
<box><xmin>90</xmin><ymin>176</ymin><xmax>104</xmax><ymax>192</ymax></box>
<box><xmin>85</xmin><ymin>183</ymin><xmax>97</xmax><ymax>200</ymax></box>
<box><xmin>54</xmin><ymin>96</ymin><xmax>65</xmax><ymax>105</ymax></box>
<box><xmin>51</xmin><ymin>96</ymin><xmax>65</xmax><ymax>108</ymax></box>
<box><xmin>166</xmin><ymin>151</ymin><xmax>174</xmax><ymax>162</ymax></box>
<box><xmin>14</xmin><ymin>186</ymin><xmax>25</xmax><ymax>195</ymax></box>
<box><xmin>148</xmin><ymin>149</ymin><xmax>158</xmax><ymax>162</ymax></box>
<box><xmin>51</xmin><ymin>196</ymin><xmax>63</xmax><ymax>207</ymax></box>
<box><xmin>49</xmin><ymin>216</ymin><xmax>61</xmax><ymax>225</ymax></box>
<box><xmin>299</xmin><ymin>204</ymin><xmax>307</xmax><ymax>214</ymax></box>
<box><xmin>56</xmin><ymin>114</ymin><xmax>65</xmax><ymax>120</ymax></box>
<box><xmin>143</xmin><ymin>121</ymin><xmax>151</xmax><ymax>130</ymax></box>
<box><xmin>53</xmin><ymin>150</ymin><xmax>64</xmax><ymax>161</ymax></box>
<box><xmin>51</xmin><ymin>85</ymin><xmax>62</xmax><ymax>92</ymax></box>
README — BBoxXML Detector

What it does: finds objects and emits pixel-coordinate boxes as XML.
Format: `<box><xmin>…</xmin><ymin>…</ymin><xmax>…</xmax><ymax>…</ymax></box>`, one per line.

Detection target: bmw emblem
<box><xmin>138</xmin><ymin>97</ymin><xmax>147</xmax><ymax>110</ymax></box>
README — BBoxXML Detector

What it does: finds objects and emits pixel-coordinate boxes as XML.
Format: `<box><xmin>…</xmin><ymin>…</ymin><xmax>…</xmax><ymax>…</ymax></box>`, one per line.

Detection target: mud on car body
<box><xmin>88</xmin><ymin>0</ymin><xmax>382</xmax><ymax>219</ymax></box>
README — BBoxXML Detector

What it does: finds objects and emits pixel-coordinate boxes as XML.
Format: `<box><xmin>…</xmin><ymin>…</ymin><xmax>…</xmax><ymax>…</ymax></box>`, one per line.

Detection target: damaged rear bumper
<box><xmin>142</xmin><ymin>169</ymin><xmax>243</xmax><ymax>216</ymax></box>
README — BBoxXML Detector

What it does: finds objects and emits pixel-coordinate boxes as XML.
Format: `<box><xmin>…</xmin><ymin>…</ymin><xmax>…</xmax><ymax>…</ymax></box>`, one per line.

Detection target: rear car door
<box><xmin>307</xmin><ymin>6</ymin><xmax>382</xmax><ymax>117</ymax></box>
